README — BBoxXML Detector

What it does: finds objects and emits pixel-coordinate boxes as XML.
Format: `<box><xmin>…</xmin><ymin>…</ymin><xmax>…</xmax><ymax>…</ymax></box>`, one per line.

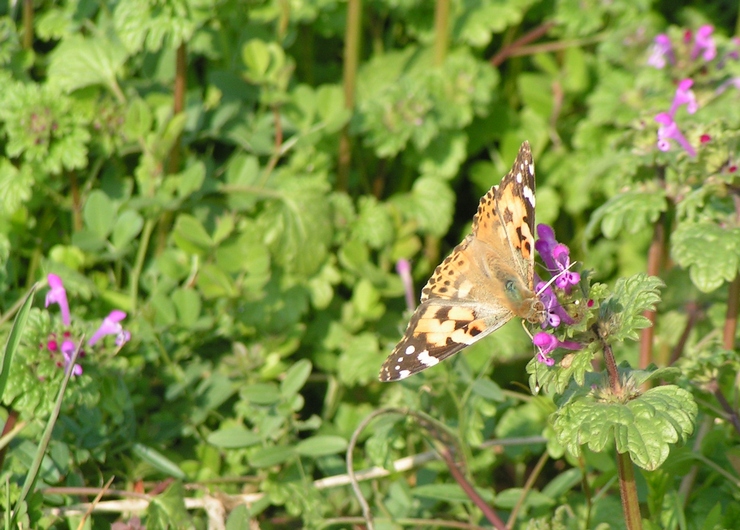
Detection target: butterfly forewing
<box><xmin>379</xmin><ymin>142</ymin><xmax>539</xmax><ymax>382</ymax></box>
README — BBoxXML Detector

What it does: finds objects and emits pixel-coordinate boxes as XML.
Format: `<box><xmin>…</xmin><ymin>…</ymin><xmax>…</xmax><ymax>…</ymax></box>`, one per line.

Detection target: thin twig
<box><xmin>76</xmin><ymin>476</ymin><xmax>115</xmax><ymax>530</ymax></box>
<box><xmin>490</xmin><ymin>22</ymin><xmax>556</xmax><ymax>67</ymax></box>
<box><xmin>507</xmin><ymin>451</ymin><xmax>549</xmax><ymax>527</ymax></box>
<box><xmin>47</xmin><ymin>430</ymin><xmax>546</xmax><ymax>519</ymax></box>
<box><xmin>668</xmin><ymin>301</ymin><xmax>701</xmax><ymax>365</ymax></box>
<box><xmin>438</xmin><ymin>446</ymin><xmax>505</xmax><ymax>529</ymax></box>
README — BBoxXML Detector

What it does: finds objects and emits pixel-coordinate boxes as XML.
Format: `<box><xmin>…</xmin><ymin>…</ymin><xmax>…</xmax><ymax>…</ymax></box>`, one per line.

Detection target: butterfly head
<box><xmin>526</xmin><ymin>297</ymin><xmax>547</xmax><ymax>326</ymax></box>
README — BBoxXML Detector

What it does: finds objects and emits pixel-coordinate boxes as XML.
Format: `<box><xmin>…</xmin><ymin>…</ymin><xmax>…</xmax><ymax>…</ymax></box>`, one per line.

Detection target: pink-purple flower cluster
<box><xmin>654</xmin><ymin>79</ymin><xmax>698</xmax><ymax>157</ymax></box>
<box><xmin>532</xmin><ymin>225</ymin><xmax>582</xmax><ymax>366</ymax></box>
<box><xmin>648</xmin><ymin>25</ymin><xmax>717</xmax><ymax>69</ymax></box>
<box><xmin>44</xmin><ymin>273</ymin><xmax>131</xmax><ymax>376</ymax></box>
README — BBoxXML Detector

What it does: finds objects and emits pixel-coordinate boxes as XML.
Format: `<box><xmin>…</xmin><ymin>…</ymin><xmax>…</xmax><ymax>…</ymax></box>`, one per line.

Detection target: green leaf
<box><xmin>471</xmin><ymin>378</ymin><xmax>504</xmax><ymax>402</ymax></box>
<box><xmin>671</xmin><ymin>222</ymin><xmax>740</xmax><ymax>293</ymax></box>
<box><xmin>171</xmin><ymin>288</ymin><xmax>201</xmax><ymax>327</ymax></box>
<box><xmin>397</xmin><ymin>177</ymin><xmax>455</xmax><ymax>237</ymax></box>
<box><xmin>295</xmin><ymin>435</ymin><xmax>348</xmax><ymax>457</ymax></box>
<box><xmin>111</xmin><ymin>210</ymin><xmax>144</xmax><ymax>250</ymax></box>
<box><xmin>123</xmin><ymin>97</ymin><xmax>153</xmax><ymax>138</ymax></box>
<box><xmin>494</xmin><ymin>488</ymin><xmax>554</xmax><ymax>509</ymax></box>
<box><xmin>0</xmin><ymin>158</ymin><xmax>33</xmax><ymax>215</ymax></box>
<box><xmin>131</xmin><ymin>443</ymin><xmax>186</xmax><ymax>479</ymax></box>
<box><xmin>337</xmin><ymin>333</ymin><xmax>381</xmax><ymax>386</ymax></box>
<box><xmin>352</xmin><ymin>196</ymin><xmax>394</xmax><ymax>249</ymax></box>
<box><xmin>260</xmin><ymin>177</ymin><xmax>333</xmax><ymax>277</ymax></box>
<box><xmin>249</xmin><ymin>446</ymin><xmax>295</xmax><ymax>468</ymax></box>
<box><xmin>599</xmin><ymin>273</ymin><xmax>664</xmax><ymax>342</ymax></box>
<box><xmin>147</xmin><ymin>481</ymin><xmax>189</xmax><ymax>528</ymax></box>
<box><xmin>315</xmin><ymin>84</ymin><xmax>350</xmax><ymax>132</ymax></box>
<box><xmin>47</xmin><ymin>35</ymin><xmax>128</xmax><ymax>92</ymax></box>
<box><xmin>280</xmin><ymin>360</ymin><xmax>312</xmax><ymax>399</ymax></box>
<box><xmin>454</xmin><ymin>0</ymin><xmax>533</xmax><ymax>45</ymax></box>
<box><xmin>241</xmin><ymin>383</ymin><xmax>281</xmax><ymax>405</ymax></box>
<box><xmin>172</xmin><ymin>214</ymin><xmax>213</xmax><ymax>256</ymax></box>
<box><xmin>197</xmin><ymin>263</ymin><xmax>237</xmax><ymax>299</ymax></box>
<box><xmin>553</xmin><ymin>384</ymin><xmax>697</xmax><ymax>471</ymax></box>
<box><xmin>83</xmin><ymin>190</ymin><xmax>116</xmax><ymax>240</ymax></box>
<box><xmin>412</xmin><ymin>483</ymin><xmax>494</xmax><ymax>503</ymax></box>
<box><xmin>0</xmin><ymin>285</ymin><xmax>36</xmax><ymax>401</ymax></box>
<box><xmin>586</xmin><ymin>190</ymin><xmax>667</xmax><ymax>239</ymax></box>
<box><xmin>207</xmin><ymin>427</ymin><xmax>262</xmax><ymax>449</ymax></box>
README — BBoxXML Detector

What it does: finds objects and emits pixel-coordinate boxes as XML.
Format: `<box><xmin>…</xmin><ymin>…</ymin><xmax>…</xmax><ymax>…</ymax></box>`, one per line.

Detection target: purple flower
<box><xmin>396</xmin><ymin>258</ymin><xmax>415</xmax><ymax>312</ymax></box>
<box><xmin>535</xmin><ymin>225</ymin><xmax>580</xmax><ymax>290</ymax></box>
<box><xmin>551</xmin><ymin>245</ymin><xmax>581</xmax><ymax>289</ymax></box>
<box><xmin>669</xmin><ymin>79</ymin><xmax>698</xmax><ymax>115</ymax></box>
<box><xmin>534</xmin><ymin>224</ymin><xmax>558</xmax><ymax>272</ymax></box>
<box><xmin>648</xmin><ymin>34</ymin><xmax>673</xmax><ymax>68</ymax></box>
<box><xmin>60</xmin><ymin>339</ymin><xmax>83</xmax><ymax>376</ymax></box>
<box><xmin>533</xmin><ymin>332</ymin><xmax>581</xmax><ymax>366</ymax></box>
<box><xmin>655</xmin><ymin>112</ymin><xmax>696</xmax><ymax>157</ymax></box>
<box><xmin>716</xmin><ymin>77</ymin><xmax>740</xmax><ymax>95</ymax></box>
<box><xmin>536</xmin><ymin>278</ymin><xmax>574</xmax><ymax>329</ymax></box>
<box><xmin>88</xmin><ymin>310</ymin><xmax>130</xmax><ymax>347</ymax></box>
<box><xmin>692</xmin><ymin>25</ymin><xmax>716</xmax><ymax>61</ymax></box>
<box><xmin>45</xmin><ymin>274</ymin><xmax>71</xmax><ymax>326</ymax></box>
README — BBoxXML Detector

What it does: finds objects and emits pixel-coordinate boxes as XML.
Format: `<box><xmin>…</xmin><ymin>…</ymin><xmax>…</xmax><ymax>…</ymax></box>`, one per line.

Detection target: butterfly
<box><xmin>379</xmin><ymin>141</ymin><xmax>546</xmax><ymax>382</ymax></box>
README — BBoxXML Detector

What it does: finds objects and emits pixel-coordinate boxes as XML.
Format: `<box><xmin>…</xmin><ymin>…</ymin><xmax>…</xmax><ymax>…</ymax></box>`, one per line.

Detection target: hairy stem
<box><xmin>594</xmin><ymin>323</ymin><xmax>621</xmax><ymax>394</ymax></box>
<box><xmin>617</xmin><ymin>451</ymin><xmax>643</xmax><ymax>530</ymax></box>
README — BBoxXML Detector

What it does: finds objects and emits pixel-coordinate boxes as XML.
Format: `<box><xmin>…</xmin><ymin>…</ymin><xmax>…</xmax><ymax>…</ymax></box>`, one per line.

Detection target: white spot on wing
<box><xmin>405</xmin><ymin>345</ymin><xmax>415</xmax><ymax>355</ymax></box>
<box><xmin>522</xmin><ymin>185</ymin><xmax>535</xmax><ymax>208</ymax></box>
<box><xmin>417</xmin><ymin>350</ymin><xmax>439</xmax><ymax>367</ymax></box>
<box><xmin>398</xmin><ymin>369</ymin><xmax>411</xmax><ymax>379</ymax></box>
<box><xmin>529</xmin><ymin>161</ymin><xmax>534</xmax><ymax>176</ymax></box>
<box><xmin>457</xmin><ymin>280</ymin><xmax>473</xmax><ymax>298</ymax></box>
<box><xmin>516</xmin><ymin>172</ymin><xmax>522</xmax><ymax>183</ymax></box>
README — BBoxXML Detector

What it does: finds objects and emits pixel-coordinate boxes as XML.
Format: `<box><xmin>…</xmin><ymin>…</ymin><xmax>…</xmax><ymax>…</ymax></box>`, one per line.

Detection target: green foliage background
<box><xmin>1</xmin><ymin>0</ymin><xmax>740</xmax><ymax>528</ymax></box>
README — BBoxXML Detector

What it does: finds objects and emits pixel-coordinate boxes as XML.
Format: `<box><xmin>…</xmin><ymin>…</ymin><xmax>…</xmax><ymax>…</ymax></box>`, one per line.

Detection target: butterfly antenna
<box><xmin>535</xmin><ymin>261</ymin><xmax>578</xmax><ymax>296</ymax></box>
<box><xmin>520</xmin><ymin>319</ymin><xmax>534</xmax><ymax>339</ymax></box>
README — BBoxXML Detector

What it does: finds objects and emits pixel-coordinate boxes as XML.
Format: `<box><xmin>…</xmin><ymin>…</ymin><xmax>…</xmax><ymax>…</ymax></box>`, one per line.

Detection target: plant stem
<box><xmin>22</xmin><ymin>0</ymin><xmax>33</xmax><ymax>49</ymax></box>
<box><xmin>490</xmin><ymin>22</ymin><xmax>556</xmax><ymax>66</ymax></box>
<box><xmin>69</xmin><ymin>170</ymin><xmax>82</xmax><ymax>232</ymax></box>
<box><xmin>0</xmin><ymin>407</ymin><xmax>19</xmax><ymax>470</ymax></box>
<box><xmin>433</xmin><ymin>0</ymin><xmax>450</xmax><ymax>66</ymax></box>
<box><xmin>596</xmin><ymin>328</ymin><xmax>641</xmax><ymax>527</ymax></box>
<box><xmin>668</xmin><ymin>301</ymin><xmax>700</xmax><ymax>365</ymax></box>
<box><xmin>130</xmin><ymin>218</ymin><xmax>155</xmax><ymax>313</ymax></box>
<box><xmin>439</xmin><ymin>446</ymin><xmax>506</xmax><ymax>530</ymax></box>
<box><xmin>617</xmin><ymin>451</ymin><xmax>643</xmax><ymax>530</ymax></box>
<box><xmin>337</xmin><ymin>0</ymin><xmax>361</xmax><ymax>192</ymax></box>
<box><xmin>723</xmin><ymin>274</ymin><xmax>739</xmax><ymax>350</ymax></box>
<box><xmin>640</xmin><ymin>215</ymin><xmax>665</xmax><ymax>370</ymax></box>
<box><xmin>594</xmin><ymin>323</ymin><xmax>621</xmax><ymax>394</ymax></box>
<box><xmin>507</xmin><ymin>451</ymin><xmax>548</xmax><ymax>527</ymax></box>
